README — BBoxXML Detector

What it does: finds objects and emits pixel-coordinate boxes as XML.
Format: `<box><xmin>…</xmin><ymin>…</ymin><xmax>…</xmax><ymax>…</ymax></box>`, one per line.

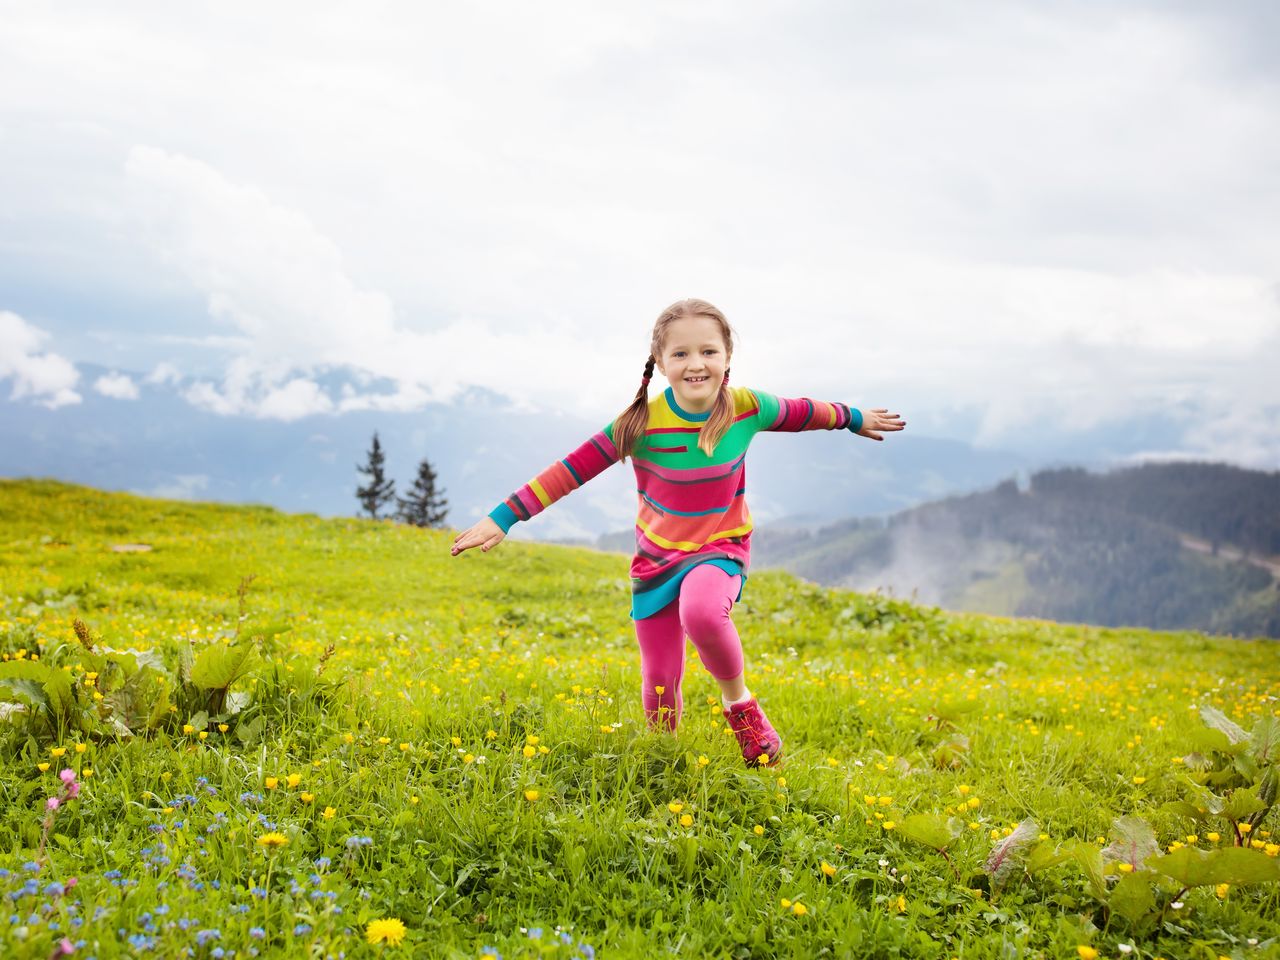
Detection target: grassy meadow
<box><xmin>1</xmin><ymin>478</ymin><xmax>1278</xmax><ymax>960</ymax></box>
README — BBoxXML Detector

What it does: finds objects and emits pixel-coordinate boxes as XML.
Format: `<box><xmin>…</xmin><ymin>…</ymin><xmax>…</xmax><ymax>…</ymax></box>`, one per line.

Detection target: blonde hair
<box><xmin>613</xmin><ymin>298</ymin><xmax>737</xmax><ymax>461</ymax></box>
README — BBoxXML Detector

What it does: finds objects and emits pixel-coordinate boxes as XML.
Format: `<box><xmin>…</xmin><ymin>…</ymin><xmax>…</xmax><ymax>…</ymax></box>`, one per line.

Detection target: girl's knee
<box><xmin>680</xmin><ymin>592</ymin><xmax>732</xmax><ymax>638</ymax></box>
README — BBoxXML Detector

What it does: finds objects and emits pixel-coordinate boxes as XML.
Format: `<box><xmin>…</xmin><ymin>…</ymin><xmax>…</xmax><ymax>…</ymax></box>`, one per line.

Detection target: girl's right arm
<box><xmin>451</xmin><ymin>426</ymin><xmax>620</xmax><ymax>556</ymax></box>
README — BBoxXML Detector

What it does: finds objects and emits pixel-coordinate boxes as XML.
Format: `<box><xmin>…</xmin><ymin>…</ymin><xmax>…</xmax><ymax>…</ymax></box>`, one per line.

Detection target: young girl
<box><xmin>451</xmin><ymin>298</ymin><xmax>905</xmax><ymax>767</ymax></box>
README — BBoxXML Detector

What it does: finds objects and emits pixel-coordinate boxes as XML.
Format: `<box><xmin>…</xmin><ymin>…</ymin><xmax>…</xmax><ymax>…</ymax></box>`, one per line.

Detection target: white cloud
<box><xmin>0</xmin><ymin>311</ymin><xmax>81</xmax><ymax>408</ymax></box>
<box><xmin>144</xmin><ymin>474</ymin><xmax>209</xmax><ymax>500</ymax></box>
<box><xmin>145</xmin><ymin>361</ymin><xmax>183</xmax><ymax>385</ymax></box>
<box><xmin>93</xmin><ymin>370</ymin><xmax>139</xmax><ymax>399</ymax></box>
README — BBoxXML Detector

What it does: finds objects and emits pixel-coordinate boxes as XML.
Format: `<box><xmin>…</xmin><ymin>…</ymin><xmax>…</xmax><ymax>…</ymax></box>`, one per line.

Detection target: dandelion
<box><xmin>365</xmin><ymin>917</ymin><xmax>407</xmax><ymax>946</ymax></box>
<box><xmin>463</xmin><ymin>753</ymin><xmax>475</xmax><ymax>764</ymax></box>
<box><xmin>820</xmin><ymin>861</ymin><xmax>836</xmax><ymax>878</ymax></box>
<box><xmin>680</xmin><ymin>814</ymin><xmax>693</xmax><ymax>828</ymax></box>
<box><xmin>257</xmin><ymin>832</ymin><xmax>288</xmax><ymax>849</ymax></box>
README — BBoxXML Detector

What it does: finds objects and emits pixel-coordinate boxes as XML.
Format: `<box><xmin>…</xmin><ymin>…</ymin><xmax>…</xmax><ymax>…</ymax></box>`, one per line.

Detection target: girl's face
<box><xmin>655</xmin><ymin>315</ymin><xmax>729</xmax><ymax>414</ymax></box>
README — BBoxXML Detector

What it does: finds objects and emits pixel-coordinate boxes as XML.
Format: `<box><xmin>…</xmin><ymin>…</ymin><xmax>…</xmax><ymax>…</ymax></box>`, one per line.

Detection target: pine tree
<box><xmin>397</xmin><ymin>458</ymin><xmax>449</xmax><ymax>528</ymax></box>
<box><xmin>355</xmin><ymin>432</ymin><xmax>396</xmax><ymax>519</ymax></box>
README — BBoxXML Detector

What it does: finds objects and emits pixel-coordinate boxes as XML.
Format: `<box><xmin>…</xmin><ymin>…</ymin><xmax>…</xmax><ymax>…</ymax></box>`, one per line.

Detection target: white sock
<box><xmin>722</xmin><ymin>689</ymin><xmax>753</xmax><ymax>710</ymax></box>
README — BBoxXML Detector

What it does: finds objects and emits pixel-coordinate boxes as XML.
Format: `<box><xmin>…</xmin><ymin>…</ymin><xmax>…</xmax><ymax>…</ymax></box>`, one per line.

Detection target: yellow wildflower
<box><xmin>182</xmin><ymin>725</ymin><xmax>194</xmax><ymax>735</ymax></box>
<box><xmin>1215</xmin><ymin>883</ymin><xmax>1229</xmax><ymax>898</ymax></box>
<box><xmin>1077</xmin><ymin>948</ymin><xmax>1098</xmax><ymax>960</ymax></box>
<box><xmin>697</xmin><ymin>755</ymin><xmax>710</xmax><ymax>767</ymax></box>
<box><xmin>522</xmin><ymin>745</ymin><xmax>537</xmax><ymax>758</ymax></box>
<box><xmin>883</xmin><ymin>821</ymin><xmax>896</xmax><ymax>831</ymax></box>
<box><xmin>257</xmin><ymin>832</ymin><xmax>288</xmax><ymax>849</ymax></box>
<box><xmin>1207</xmin><ymin>832</ymin><xmax>1221</xmax><ymax>843</ymax></box>
<box><xmin>51</xmin><ymin>747</ymin><xmax>67</xmax><ymax>758</ymax></box>
<box><xmin>654</xmin><ymin>685</ymin><xmax>665</xmax><ymax>695</ymax></box>
<box><xmin>821</xmin><ymin>861</ymin><xmax>836</xmax><ymax>877</ymax></box>
<box><xmin>463</xmin><ymin>753</ymin><xmax>475</xmax><ymax>764</ymax></box>
<box><xmin>451</xmin><ymin>736</ymin><xmax>462</xmax><ymax>747</ymax></box>
<box><xmin>668</xmin><ymin>801</ymin><xmax>684</xmax><ymax>814</ymax></box>
<box><xmin>322</xmin><ymin>806</ymin><xmax>336</xmax><ymax>819</ymax></box>
<box><xmin>300</xmin><ymin>792</ymin><xmax>314</xmax><ymax>804</ymax></box>
<box><xmin>399</xmin><ymin>743</ymin><xmax>410</xmax><ymax>752</ymax></box>
<box><xmin>680</xmin><ymin>813</ymin><xmax>693</xmax><ymax>828</ymax></box>
<box><xmin>75</xmin><ymin>743</ymin><xmax>86</xmax><ymax>754</ymax></box>
<box><xmin>1132</xmin><ymin>776</ymin><xmax>1147</xmax><ymax>785</ymax></box>
<box><xmin>791</xmin><ymin>902</ymin><xmax>808</xmax><ymax>916</ymax></box>
<box><xmin>377</xmin><ymin>736</ymin><xmax>391</xmax><ymax>745</ymax></box>
<box><xmin>218</xmin><ymin>724</ymin><xmax>229</xmax><ymax>733</ymax></box>
<box><xmin>1240</xmin><ymin>823</ymin><xmax>1253</xmax><ymax>834</ymax></box>
<box><xmin>1117</xmin><ymin>863</ymin><xmax>1134</xmax><ymax>874</ymax></box>
<box><xmin>364</xmin><ymin>917</ymin><xmax>407</xmax><ymax>946</ymax></box>
<box><xmin>37</xmin><ymin>762</ymin><xmax>49</xmax><ymax>773</ymax></box>
<box><xmin>753</xmin><ymin>825</ymin><xmax>765</xmax><ymax>836</ymax></box>
<box><xmin>265</xmin><ymin>777</ymin><xmax>279</xmax><ymax>790</ymax></box>
<box><xmin>524</xmin><ymin>789</ymin><xmax>540</xmax><ymax>802</ymax></box>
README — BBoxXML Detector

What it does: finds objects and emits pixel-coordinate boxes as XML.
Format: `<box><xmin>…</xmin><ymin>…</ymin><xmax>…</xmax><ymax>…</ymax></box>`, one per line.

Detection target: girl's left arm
<box><xmin>753</xmin><ymin>390</ymin><xmax>905</xmax><ymax>441</ymax></box>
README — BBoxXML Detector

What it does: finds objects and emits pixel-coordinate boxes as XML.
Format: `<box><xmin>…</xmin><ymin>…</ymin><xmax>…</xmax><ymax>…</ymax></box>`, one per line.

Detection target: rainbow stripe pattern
<box><xmin>489</xmin><ymin>385</ymin><xmax>863</xmax><ymax>619</ymax></box>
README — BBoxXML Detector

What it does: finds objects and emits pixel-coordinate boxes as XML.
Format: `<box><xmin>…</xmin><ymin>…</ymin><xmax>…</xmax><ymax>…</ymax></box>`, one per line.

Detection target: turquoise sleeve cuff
<box><xmin>488</xmin><ymin>503</ymin><xmax>518</xmax><ymax>533</ymax></box>
<box><xmin>846</xmin><ymin>407</ymin><xmax>863</xmax><ymax>433</ymax></box>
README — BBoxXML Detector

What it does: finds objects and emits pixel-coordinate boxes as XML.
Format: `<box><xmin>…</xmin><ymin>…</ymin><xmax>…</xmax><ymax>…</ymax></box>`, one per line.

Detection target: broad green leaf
<box><xmin>1160</xmin><ymin>801</ymin><xmax>1208</xmax><ymax>821</ymax></box>
<box><xmin>1102</xmin><ymin>816</ymin><xmax>1159</xmax><ymax>870</ymax></box>
<box><xmin>191</xmin><ymin>642</ymin><xmax>256</xmax><ymax>691</ymax></box>
<box><xmin>1248</xmin><ymin>714</ymin><xmax>1280</xmax><ymax>765</ymax></box>
<box><xmin>1185</xmin><ymin>726</ymin><xmax>1234</xmax><ymax>754</ymax></box>
<box><xmin>1147</xmin><ymin>846</ymin><xmax>1280</xmax><ymax>887</ymax></box>
<box><xmin>1109</xmin><ymin>871</ymin><xmax>1155</xmax><ymax>923</ymax></box>
<box><xmin>1222</xmin><ymin>785</ymin><xmax>1266</xmax><ymax>822</ymax></box>
<box><xmin>983</xmin><ymin>818</ymin><xmax>1038</xmax><ymax>892</ymax></box>
<box><xmin>1027</xmin><ymin>844</ymin><xmax>1075</xmax><ymax>874</ymax></box>
<box><xmin>1200</xmin><ymin>705</ymin><xmax>1247</xmax><ymax>745</ymax></box>
<box><xmin>897</xmin><ymin>814</ymin><xmax>962</xmax><ymax>851</ymax></box>
<box><xmin>1062</xmin><ymin>839</ymin><xmax>1107</xmax><ymax>900</ymax></box>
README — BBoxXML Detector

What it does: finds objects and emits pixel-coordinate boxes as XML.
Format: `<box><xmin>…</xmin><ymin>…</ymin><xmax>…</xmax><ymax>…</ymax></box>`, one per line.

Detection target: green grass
<box><xmin>1</xmin><ymin>478</ymin><xmax>1278</xmax><ymax>959</ymax></box>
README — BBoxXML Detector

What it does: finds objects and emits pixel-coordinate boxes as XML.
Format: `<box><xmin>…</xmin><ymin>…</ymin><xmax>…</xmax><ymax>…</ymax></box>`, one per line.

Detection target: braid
<box><xmin>612</xmin><ymin>355</ymin><xmax>657</xmax><ymax>462</ymax></box>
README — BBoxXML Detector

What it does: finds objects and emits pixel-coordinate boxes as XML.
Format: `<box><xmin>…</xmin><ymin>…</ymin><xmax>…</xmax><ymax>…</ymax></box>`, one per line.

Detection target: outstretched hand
<box><xmin>857</xmin><ymin>408</ymin><xmax>906</xmax><ymax>441</ymax></box>
<box><xmin>451</xmin><ymin>517</ymin><xmax>505</xmax><ymax>556</ymax></box>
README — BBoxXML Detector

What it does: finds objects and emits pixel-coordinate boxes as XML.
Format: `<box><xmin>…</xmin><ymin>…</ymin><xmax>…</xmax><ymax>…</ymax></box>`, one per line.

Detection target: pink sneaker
<box><xmin>723</xmin><ymin>698</ymin><xmax>783</xmax><ymax>767</ymax></box>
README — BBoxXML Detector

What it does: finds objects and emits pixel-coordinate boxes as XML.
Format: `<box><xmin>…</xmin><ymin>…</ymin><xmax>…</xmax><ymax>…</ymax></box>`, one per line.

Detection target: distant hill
<box><xmin>598</xmin><ymin>462</ymin><xmax>1280</xmax><ymax>639</ymax></box>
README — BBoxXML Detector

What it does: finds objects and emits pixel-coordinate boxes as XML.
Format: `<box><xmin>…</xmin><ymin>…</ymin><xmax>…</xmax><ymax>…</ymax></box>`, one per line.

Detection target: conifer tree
<box><xmin>397</xmin><ymin>458</ymin><xmax>449</xmax><ymax>528</ymax></box>
<box><xmin>355</xmin><ymin>431</ymin><xmax>396</xmax><ymax>519</ymax></box>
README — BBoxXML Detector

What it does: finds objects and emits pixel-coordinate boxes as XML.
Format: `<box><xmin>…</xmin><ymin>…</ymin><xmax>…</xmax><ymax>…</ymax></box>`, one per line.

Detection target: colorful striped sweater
<box><xmin>488</xmin><ymin>385</ymin><xmax>864</xmax><ymax>619</ymax></box>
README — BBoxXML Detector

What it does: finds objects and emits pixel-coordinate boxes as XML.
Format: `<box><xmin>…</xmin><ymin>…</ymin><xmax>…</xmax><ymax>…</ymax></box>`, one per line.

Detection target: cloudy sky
<box><xmin>2</xmin><ymin>1</ymin><xmax>1277</xmax><ymax>464</ymax></box>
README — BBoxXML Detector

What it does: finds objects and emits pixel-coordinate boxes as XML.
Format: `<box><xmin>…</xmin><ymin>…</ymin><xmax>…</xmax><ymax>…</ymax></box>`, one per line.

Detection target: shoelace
<box><xmin>729</xmin><ymin>705</ymin><xmax>770</xmax><ymax>749</ymax></box>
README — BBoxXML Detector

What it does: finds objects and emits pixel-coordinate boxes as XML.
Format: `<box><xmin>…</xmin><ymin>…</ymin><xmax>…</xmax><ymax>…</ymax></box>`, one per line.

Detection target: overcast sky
<box><xmin>2</xmin><ymin>1</ymin><xmax>1277</xmax><ymax>464</ymax></box>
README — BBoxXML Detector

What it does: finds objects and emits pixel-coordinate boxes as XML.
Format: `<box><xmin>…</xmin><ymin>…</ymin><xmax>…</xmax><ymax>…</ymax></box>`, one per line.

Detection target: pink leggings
<box><xmin>634</xmin><ymin>563</ymin><xmax>745</xmax><ymax>730</ymax></box>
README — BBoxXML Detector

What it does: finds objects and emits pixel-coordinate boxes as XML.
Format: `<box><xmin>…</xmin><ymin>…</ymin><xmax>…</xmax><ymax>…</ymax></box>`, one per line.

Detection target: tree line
<box><xmin>354</xmin><ymin>432</ymin><xmax>449</xmax><ymax>528</ymax></box>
